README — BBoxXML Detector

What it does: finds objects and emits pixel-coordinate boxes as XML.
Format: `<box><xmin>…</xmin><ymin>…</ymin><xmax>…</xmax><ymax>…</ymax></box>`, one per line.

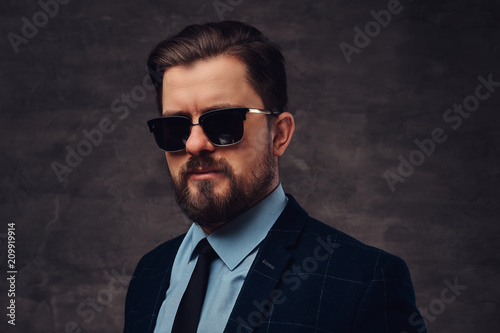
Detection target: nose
<box><xmin>184</xmin><ymin>124</ymin><xmax>216</xmax><ymax>155</ymax></box>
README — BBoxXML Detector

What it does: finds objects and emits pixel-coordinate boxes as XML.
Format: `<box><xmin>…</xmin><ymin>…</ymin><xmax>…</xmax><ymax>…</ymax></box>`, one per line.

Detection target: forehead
<box><xmin>161</xmin><ymin>56</ymin><xmax>263</xmax><ymax>116</ymax></box>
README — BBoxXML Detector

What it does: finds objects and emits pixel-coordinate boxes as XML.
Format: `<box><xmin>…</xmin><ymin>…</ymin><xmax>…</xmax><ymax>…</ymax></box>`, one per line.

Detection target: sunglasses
<box><xmin>147</xmin><ymin>107</ymin><xmax>279</xmax><ymax>152</ymax></box>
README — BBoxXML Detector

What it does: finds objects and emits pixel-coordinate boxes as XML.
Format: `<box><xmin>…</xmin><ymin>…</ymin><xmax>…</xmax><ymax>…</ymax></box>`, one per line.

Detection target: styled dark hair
<box><xmin>147</xmin><ymin>21</ymin><xmax>287</xmax><ymax>115</ymax></box>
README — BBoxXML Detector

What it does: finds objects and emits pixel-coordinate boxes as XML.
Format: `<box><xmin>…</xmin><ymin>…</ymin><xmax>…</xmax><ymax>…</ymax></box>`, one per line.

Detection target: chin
<box><xmin>187</xmin><ymin>180</ymin><xmax>225</xmax><ymax>202</ymax></box>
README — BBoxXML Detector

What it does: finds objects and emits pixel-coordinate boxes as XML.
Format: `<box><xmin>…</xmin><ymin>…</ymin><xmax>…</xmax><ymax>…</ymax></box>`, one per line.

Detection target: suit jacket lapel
<box><xmin>223</xmin><ymin>195</ymin><xmax>309</xmax><ymax>332</ymax></box>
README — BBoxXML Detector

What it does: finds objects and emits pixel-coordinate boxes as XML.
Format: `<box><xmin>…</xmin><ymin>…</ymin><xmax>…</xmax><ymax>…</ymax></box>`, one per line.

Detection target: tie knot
<box><xmin>197</xmin><ymin>238</ymin><xmax>217</xmax><ymax>258</ymax></box>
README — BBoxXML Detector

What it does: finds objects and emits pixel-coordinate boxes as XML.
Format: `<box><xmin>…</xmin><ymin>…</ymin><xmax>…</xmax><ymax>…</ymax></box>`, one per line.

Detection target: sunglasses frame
<box><xmin>147</xmin><ymin>107</ymin><xmax>280</xmax><ymax>152</ymax></box>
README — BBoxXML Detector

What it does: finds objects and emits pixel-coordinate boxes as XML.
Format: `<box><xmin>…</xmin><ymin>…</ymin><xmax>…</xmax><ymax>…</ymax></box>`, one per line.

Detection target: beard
<box><xmin>168</xmin><ymin>147</ymin><xmax>276</xmax><ymax>230</ymax></box>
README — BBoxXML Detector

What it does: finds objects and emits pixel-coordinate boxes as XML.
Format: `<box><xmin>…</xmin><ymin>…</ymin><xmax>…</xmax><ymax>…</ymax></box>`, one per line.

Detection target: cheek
<box><xmin>229</xmin><ymin>129</ymin><xmax>271</xmax><ymax>172</ymax></box>
<box><xmin>165</xmin><ymin>154</ymin><xmax>184</xmax><ymax>177</ymax></box>
<box><xmin>241</xmin><ymin>125</ymin><xmax>271</xmax><ymax>154</ymax></box>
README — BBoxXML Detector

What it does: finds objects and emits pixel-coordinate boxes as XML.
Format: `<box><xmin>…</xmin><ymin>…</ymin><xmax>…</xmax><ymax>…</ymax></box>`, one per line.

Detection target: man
<box><xmin>124</xmin><ymin>21</ymin><xmax>426</xmax><ymax>333</ymax></box>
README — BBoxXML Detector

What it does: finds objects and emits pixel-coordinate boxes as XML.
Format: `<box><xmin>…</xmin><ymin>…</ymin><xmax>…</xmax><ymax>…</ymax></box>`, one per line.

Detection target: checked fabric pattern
<box><xmin>124</xmin><ymin>195</ymin><xmax>426</xmax><ymax>333</ymax></box>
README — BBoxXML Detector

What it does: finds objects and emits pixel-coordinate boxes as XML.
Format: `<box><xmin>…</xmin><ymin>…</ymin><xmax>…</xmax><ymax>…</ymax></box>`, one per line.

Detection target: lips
<box><xmin>190</xmin><ymin>167</ymin><xmax>220</xmax><ymax>174</ymax></box>
<box><xmin>183</xmin><ymin>155</ymin><xmax>229</xmax><ymax>182</ymax></box>
<box><xmin>187</xmin><ymin>167</ymin><xmax>223</xmax><ymax>180</ymax></box>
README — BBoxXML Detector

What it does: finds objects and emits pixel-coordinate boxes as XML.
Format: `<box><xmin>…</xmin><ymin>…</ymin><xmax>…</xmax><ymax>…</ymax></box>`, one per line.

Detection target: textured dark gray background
<box><xmin>1</xmin><ymin>0</ymin><xmax>499</xmax><ymax>332</ymax></box>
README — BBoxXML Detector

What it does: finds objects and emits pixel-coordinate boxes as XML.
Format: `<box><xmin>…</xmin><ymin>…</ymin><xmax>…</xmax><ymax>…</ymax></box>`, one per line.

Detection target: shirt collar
<box><xmin>187</xmin><ymin>184</ymin><xmax>288</xmax><ymax>271</ymax></box>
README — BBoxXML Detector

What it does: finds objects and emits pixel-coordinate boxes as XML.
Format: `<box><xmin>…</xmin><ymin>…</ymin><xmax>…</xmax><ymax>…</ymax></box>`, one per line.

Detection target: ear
<box><xmin>271</xmin><ymin>112</ymin><xmax>295</xmax><ymax>157</ymax></box>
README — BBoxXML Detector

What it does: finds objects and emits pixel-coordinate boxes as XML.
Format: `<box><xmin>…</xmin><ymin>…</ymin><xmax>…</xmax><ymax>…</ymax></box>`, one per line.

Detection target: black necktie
<box><xmin>172</xmin><ymin>238</ymin><xmax>217</xmax><ymax>333</ymax></box>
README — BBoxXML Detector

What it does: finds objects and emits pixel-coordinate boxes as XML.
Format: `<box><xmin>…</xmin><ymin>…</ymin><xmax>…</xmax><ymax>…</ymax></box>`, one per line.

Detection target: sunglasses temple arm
<box><xmin>247</xmin><ymin>108</ymin><xmax>280</xmax><ymax>115</ymax></box>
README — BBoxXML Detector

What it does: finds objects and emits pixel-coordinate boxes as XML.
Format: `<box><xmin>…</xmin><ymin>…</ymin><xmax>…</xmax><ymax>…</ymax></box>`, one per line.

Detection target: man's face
<box><xmin>161</xmin><ymin>55</ymin><xmax>278</xmax><ymax>233</ymax></box>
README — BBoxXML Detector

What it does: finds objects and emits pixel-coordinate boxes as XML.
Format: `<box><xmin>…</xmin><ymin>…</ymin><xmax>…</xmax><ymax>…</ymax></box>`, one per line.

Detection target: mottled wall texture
<box><xmin>1</xmin><ymin>0</ymin><xmax>499</xmax><ymax>332</ymax></box>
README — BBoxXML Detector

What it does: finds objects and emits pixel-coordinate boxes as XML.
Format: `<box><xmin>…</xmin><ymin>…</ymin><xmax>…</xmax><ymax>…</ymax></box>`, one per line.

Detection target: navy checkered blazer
<box><xmin>124</xmin><ymin>195</ymin><xmax>426</xmax><ymax>332</ymax></box>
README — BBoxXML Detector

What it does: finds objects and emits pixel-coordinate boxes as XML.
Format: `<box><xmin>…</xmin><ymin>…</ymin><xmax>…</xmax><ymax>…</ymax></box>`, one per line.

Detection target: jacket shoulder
<box><xmin>124</xmin><ymin>234</ymin><xmax>186</xmax><ymax>332</ymax></box>
<box><xmin>301</xmin><ymin>215</ymin><xmax>412</xmax><ymax>286</ymax></box>
<box><xmin>132</xmin><ymin>233</ymin><xmax>186</xmax><ymax>277</ymax></box>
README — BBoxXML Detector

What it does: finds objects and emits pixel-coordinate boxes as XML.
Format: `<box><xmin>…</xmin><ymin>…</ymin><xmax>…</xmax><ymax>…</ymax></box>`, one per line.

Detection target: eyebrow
<box><xmin>162</xmin><ymin>104</ymin><xmax>245</xmax><ymax>117</ymax></box>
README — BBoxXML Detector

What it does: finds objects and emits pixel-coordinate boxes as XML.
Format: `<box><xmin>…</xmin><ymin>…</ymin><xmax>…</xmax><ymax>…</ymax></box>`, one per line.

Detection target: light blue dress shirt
<box><xmin>153</xmin><ymin>184</ymin><xmax>287</xmax><ymax>333</ymax></box>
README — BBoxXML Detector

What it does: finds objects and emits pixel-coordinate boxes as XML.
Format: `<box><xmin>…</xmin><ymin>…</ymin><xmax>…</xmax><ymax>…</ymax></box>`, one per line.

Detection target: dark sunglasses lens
<box><xmin>202</xmin><ymin>110</ymin><xmax>244</xmax><ymax>146</ymax></box>
<box><xmin>151</xmin><ymin>117</ymin><xmax>191</xmax><ymax>151</ymax></box>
